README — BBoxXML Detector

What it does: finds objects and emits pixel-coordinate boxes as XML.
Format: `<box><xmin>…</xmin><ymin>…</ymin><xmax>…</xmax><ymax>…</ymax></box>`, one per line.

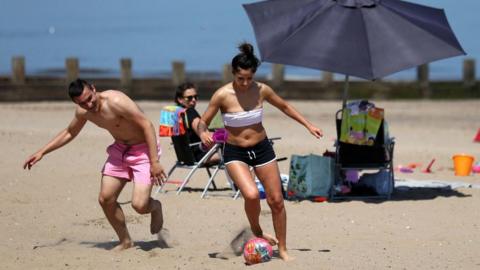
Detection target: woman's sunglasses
<box><xmin>183</xmin><ymin>95</ymin><xmax>198</xmax><ymax>101</ymax></box>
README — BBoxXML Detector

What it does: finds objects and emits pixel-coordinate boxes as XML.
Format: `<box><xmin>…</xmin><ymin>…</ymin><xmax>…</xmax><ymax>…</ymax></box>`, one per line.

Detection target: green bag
<box><xmin>287</xmin><ymin>154</ymin><xmax>335</xmax><ymax>199</ymax></box>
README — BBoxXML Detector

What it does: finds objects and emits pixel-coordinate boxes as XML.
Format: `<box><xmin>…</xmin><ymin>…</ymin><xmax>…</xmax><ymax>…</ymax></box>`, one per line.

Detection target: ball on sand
<box><xmin>243</xmin><ymin>237</ymin><xmax>273</xmax><ymax>265</ymax></box>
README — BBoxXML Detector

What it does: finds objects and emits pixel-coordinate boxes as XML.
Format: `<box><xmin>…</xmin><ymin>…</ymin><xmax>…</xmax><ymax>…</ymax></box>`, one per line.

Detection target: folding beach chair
<box><xmin>156</xmin><ymin>105</ymin><xmax>234</xmax><ymax>197</ymax></box>
<box><xmin>332</xmin><ymin>101</ymin><xmax>395</xmax><ymax>199</ymax></box>
<box><xmin>155</xmin><ymin>133</ymin><xmax>236</xmax><ymax>197</ymax></box>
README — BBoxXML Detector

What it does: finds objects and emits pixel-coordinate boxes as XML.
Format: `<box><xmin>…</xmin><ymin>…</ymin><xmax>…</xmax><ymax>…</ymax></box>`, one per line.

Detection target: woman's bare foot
<box><xmin>278</xmin><ymin>248</ymin><xmax>295</xmax><ymax>262</ymax></box>
<box><xmin>150</xmin><ymin>200</ymin><xmax>163</xmax><ymax>234</ymax></box>
<box><xmin>112</xmin><ymin>240</ymin><xmax>134</xmax><ymax>251</ymax></box>
<box><xmin>259</xmin><ymin>232</ymin><xmax>278</xmax><ymax>246</ymax></box>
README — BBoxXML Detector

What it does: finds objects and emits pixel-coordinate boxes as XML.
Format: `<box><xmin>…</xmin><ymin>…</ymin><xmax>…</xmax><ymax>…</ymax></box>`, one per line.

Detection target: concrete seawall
<box><xmin>0</xmin><ymin>76</ymin><xmax>478</xmax><ymax>102</ymax></box>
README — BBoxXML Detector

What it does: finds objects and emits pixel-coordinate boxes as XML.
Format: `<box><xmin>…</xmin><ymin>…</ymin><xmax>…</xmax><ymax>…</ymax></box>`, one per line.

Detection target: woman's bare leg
<box><xmin>226</xmin><ymin>162</ymin><xmax>278</xmax><ymax>244</ymax></box>
<box><xmin>254</xmin><ymin>161</ymin><xmax>293</xmax><ymax>261</ymax></box>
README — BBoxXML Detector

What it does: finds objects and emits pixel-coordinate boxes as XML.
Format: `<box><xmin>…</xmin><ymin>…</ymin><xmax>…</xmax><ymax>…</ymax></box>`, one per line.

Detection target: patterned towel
<box><xmin>159</xmin><ymin>105</ymin><xmax>187</xmax><ymax>137</ymax></box>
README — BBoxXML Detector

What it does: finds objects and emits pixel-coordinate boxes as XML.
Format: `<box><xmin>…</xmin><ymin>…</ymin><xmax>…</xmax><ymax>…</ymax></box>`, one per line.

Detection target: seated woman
<box><xmin>174</xmin><ymin>82</ymin><xmax>220</xmax><ymax>164</ymax></box>
<box><xmin>197</xmin><ymin>43</ymin><xmax>323</xmax><ymax>261</ymax></box>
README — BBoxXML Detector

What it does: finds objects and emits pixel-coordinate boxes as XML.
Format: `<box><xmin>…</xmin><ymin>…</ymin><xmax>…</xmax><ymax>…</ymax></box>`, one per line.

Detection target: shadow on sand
<box><xmin>168</xmin><ymin>184</ymin><xmax>472</xmax><ymax>203</ymax></box>
<box><xmin>79</xmin><ymin>239</ymin><xmax>171</xmax><ymax>251</ymax></box>
<box><xmin>208</xmin><ymin>247</ymin><xmax>329</xmax><ymax>262</ymax></box>
<box><xmin>330</xmin><ymin>186</ymin><xmax>471</xmax><ymax>204</ymax></box>
<box><xmin>163</xmin><ymin>187</ymin><xmax>233</xmax><ymax>193</ymax></box>
<box><xmin>390</xmin><ymin>187</ymin><xmax>471</xmax><ymax>201</ymax></box>
<box><xmin>80</xmin><ymin>229</ymin><xmax>174</xmax><ymax>251</ymax></box>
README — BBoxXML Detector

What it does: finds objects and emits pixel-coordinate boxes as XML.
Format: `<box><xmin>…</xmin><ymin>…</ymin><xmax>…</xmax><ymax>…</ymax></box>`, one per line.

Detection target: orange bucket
<box><xmin>452</xmin><ymin>154</ymin><xmax>475</xmax><ymax>176</ymax></box>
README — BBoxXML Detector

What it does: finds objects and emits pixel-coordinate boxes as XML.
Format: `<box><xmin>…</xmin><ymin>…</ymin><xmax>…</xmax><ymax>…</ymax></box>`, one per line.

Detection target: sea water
<box><xmin>0</xmin><ymin>0</ymin><xmax>478</xmax><ymax>80</ymax></box>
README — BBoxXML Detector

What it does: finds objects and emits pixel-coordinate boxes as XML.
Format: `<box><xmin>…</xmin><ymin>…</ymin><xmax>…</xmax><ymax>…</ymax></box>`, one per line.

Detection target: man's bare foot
<box><xmin>112</xmin><ymin>240</ymin><xmax>134</xmax><ymax>251</ymax></box>
<box><xmin>259</xmin><ymin>232</ymin><xmax>278</xmax><ymax>246</ymax></box>
<box><xmin>150</xmin><ymin>200</ymin><xmax>163</xmax><ymax>234</ymax></box>
<box><xmin>279</xmin><ymin>249</ymin><xmax>295</xmax><ymax>262</ymax></box>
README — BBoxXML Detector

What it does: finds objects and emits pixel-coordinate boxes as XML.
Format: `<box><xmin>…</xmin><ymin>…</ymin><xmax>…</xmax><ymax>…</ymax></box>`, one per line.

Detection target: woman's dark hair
<box><xmin>231</xmin><ymin>42</ymin><xmax>261</xmax><ymax>73</ymax></box>
<box><xmin>174</xmin><ymin>82</ymin><xmax>196</xmax><ymax>106</ymax></box>
<box><xmin>68</xmin><ymin>79</ymin><xmax>91</xmax><ymax>99</ymax></box>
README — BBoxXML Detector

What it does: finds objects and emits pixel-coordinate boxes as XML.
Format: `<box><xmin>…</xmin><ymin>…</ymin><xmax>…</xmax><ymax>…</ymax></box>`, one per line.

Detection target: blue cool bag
<box><xmin>287</xmin><ymin>154</ymin><xmax>335</xmax><ymax>200</ymax></box>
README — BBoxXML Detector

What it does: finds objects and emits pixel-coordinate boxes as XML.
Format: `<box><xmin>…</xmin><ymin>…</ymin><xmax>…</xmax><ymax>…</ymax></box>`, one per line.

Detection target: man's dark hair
<box><xmin>174</xmin><ymin>82</ymin><xmax>196</xmax><ymax>106</ymax></box>
<box><xmin>231</xmin><ymin>42</ymin><xmax>261</xmax><ymax>74</ymax></box>
<box><xmin>68</xmin><ymin>79</ymin><xmax>91</xmax><ymax>99</ymax></box>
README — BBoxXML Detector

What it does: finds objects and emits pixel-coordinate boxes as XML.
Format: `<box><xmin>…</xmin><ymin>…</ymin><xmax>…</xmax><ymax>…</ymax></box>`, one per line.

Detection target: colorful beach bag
<box><xmin>340</xmin><ymin>100</ymin><xmax>384</xmax><ymax>146</ymax></box>
<box><xmin>159</xmin><ymin>105</ymin><xmax>187</xmax><ymax>137</ymax></box>
<box><xmin>287</xmin><ymin>154</ymin><xmax>335</xmax><ymax>200</ymax></box>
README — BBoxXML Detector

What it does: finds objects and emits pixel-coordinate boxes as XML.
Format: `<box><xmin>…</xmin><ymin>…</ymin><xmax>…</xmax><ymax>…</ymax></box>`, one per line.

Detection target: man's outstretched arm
<box><xmin>23</xmin><ymin>110</ymin><xmax>87</xmax><ymax>170</ymax></box>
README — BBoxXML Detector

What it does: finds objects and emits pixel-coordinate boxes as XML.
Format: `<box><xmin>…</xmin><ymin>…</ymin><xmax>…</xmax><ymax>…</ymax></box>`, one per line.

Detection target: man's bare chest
<box><xmin>88</xmin><ymin>112</ymin><xmax>124</xmax><ymax>130</ymax></box>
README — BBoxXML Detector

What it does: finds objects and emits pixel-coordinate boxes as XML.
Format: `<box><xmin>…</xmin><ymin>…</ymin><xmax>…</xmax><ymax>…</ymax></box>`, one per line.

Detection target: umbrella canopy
<box><xmin>243</xmin><ymin>0</ymin><xmax>466</xmax><ymax>81</ymax></box>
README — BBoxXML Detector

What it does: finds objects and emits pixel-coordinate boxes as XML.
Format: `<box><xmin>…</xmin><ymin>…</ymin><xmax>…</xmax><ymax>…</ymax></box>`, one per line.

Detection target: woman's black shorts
<box><xmin>223</xmin><ymin>137</ymin><xmax>276</xmax><ymax>167</ymax></box>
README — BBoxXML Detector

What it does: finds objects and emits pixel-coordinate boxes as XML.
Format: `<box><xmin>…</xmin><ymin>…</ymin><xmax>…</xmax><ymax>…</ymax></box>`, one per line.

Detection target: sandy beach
<box><xmin>1</xmin><ymin>99</ymin><xmax>479</xmax><ymax>269</ymax></box>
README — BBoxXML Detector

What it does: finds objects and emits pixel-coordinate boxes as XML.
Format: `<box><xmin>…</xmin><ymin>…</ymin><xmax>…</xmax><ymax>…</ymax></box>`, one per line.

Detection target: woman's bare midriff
<box><xmin>224</xmin><ymin>123</ymin><xmax>267</xmax><ymax>147</ymax></box>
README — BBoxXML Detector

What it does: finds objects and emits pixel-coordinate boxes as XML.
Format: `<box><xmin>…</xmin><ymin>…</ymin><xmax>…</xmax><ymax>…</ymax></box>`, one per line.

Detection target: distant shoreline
<box><xmin>0</xmin><ymin>68</ymin><xmax>473</xmax><ymax>82</ymax></box>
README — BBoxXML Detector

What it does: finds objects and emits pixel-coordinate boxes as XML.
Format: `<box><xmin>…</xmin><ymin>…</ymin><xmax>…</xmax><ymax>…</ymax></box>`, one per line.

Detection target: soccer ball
<box><xmin>243</xmin><ymin>237</ymin><xmax>273</xmax><ymax>265</ymax></box>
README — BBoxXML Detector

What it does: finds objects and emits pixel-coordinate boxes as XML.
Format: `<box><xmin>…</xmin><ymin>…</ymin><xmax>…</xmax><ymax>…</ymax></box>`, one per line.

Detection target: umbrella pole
<box><xmin>342</xmin><ymin>75</ymin><xmax>349</xmax><ymax>109</ymax></box>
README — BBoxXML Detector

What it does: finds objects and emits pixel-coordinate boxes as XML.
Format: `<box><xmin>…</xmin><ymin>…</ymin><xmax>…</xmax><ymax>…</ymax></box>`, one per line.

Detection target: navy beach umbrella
<box><xmin>243</xmin><ymin>0</ymin><xmax>466</xmax><ymax>106</ymax></box>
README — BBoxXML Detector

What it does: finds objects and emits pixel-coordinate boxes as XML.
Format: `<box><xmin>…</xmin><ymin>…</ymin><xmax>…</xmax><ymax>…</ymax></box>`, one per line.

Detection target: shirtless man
<box><xmin>23</xmin><ymin>79</ymin><xmax>167</xmax><ymax>250</ymax></box>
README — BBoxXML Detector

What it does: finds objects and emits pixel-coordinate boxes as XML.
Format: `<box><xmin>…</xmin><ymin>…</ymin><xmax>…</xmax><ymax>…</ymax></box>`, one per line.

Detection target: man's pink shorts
<box><xmin>102</xmin><ymin>142</ymin><xmax>161</xmax><ymax>185</ymax></box>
